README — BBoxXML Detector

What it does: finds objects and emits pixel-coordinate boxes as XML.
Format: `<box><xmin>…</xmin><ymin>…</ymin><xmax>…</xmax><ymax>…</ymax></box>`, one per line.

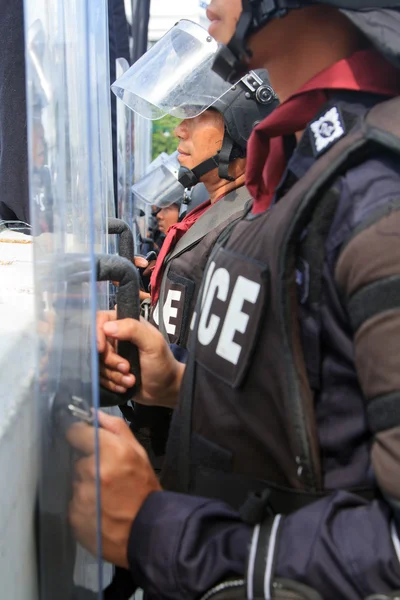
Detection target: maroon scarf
<box><xmin>246</xmin><ymin>49</ymin><xmax>400</xmax><ymax>214</ymax></box>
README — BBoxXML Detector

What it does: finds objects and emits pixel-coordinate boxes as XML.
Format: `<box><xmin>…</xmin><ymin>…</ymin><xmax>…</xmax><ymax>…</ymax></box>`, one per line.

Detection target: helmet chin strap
<box><xmin>178</xmin><ymin>136</ymin><xmax>236</xmax><ymax>188</ymax></box>
<box><xmin>178</xmin><ymin>155</ymin><xmax>220</xmax><ymax>188</ymax></box>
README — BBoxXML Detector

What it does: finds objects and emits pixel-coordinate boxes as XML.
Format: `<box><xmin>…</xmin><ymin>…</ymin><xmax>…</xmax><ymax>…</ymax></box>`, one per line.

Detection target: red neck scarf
<box><xmin>246</xmin><ymin>49</ymin><xmax>400</xmax><ymax>214</ymax></box>
<box><xmin>150</xmin><ymin>199</ymin><xmax>211</xmax><ymax>303</ymax></box>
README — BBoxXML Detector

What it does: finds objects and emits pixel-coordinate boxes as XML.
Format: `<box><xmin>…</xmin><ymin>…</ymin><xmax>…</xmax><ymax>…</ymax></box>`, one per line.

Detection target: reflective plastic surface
<box><xmin>24</xmin><ymin>0</ymin><xmax>111</xmax><ymax>597</ymax></box>
<box><xmin>111</xmin><ymin>20</ymin><xmax>234</xmax><ymax>120</ymax></box>
<box><xmin>132</xmin><ymin>151</ymin><xmax>184</xmax><ymax>209</ymax></box>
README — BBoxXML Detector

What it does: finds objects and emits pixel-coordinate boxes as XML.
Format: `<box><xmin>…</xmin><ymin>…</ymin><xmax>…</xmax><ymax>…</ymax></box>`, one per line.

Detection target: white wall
<box><xmin>0</xmin><ymin>235</ymin><xmax>38</xmax><ymax>600</ymax></box>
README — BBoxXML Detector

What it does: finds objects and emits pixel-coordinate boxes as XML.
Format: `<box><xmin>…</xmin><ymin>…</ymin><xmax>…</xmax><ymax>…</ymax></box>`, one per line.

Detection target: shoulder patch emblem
<box><xmin>309</xmin><ymin>106</ymin><xmax>345</xmax><ymax>156</ymax></box>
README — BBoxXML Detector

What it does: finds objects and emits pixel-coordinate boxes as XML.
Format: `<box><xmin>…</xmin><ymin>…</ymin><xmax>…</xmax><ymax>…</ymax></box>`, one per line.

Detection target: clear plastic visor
<box><xmin>132</xmin><ymin>152</ymin><xmax>184</xmax><ymax>208</ymax></box>
<box><xmin>111</xmin><ymin>20</ymin><xmax>234</xmax><ymax>120</ymax></box>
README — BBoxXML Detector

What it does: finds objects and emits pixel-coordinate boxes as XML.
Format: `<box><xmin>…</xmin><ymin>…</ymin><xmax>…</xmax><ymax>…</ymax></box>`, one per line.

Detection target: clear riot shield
<box><xmin>87</xmin><ymin>0</ymin><xmax>118</xmax><ymax>258</ymax></box>
<box><xmin>24</xmin><ymin>0</ymin><xmax>108</xmax><ymax>597</ymax></box>
<box><xmin>133</xmin><ymin>113</ymin><xmax>152</xmax><ymax>247</ymax></box>
<box><xmin>63</xmin><ymin>0</ymin><xmax>117</xmax><ymax>284</ymax></box>
<box><xmin>116</xmin><ymin>58</ymin><xmax>134</xmax><ymax>230</ymax></box>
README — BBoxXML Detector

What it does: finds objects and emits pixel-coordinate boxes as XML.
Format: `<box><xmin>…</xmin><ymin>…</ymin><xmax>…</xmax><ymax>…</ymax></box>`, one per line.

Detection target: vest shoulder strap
<box><xmin>157</xmin><ymin>186</ymin><xmax>251</xmax><ymax>341</ymax></box>
<box><xmin>167</xmin><ymin>185</ymin><xmax>251</xmax><ymax>263</ymax></box>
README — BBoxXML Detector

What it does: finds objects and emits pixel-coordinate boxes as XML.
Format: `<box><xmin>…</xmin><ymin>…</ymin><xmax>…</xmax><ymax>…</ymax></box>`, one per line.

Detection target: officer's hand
<box><xmin>134</xmin><ymin>256</ymin><xmax>151</xmax><ymax>301</ymax></box>
<box><xmin>68</xmin><ymin>411</ymin><xmax>161</xmax><ymax>569</ymax></box>
<box><xmin>97</xmin><ymin>310</ymin><xmax>133</xmax><ymax>395</ymax></box>
<box><xmin>102</xmin><ymin>317</ymin><xmax>185</xmax><ymax>408</ymax></box>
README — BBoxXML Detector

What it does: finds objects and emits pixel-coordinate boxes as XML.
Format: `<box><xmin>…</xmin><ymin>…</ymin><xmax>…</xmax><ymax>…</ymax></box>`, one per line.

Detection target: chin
<box><xmin>177</xmin><ymin>155</ymin><xmax>193</xmax><ymax>168</ymax></box>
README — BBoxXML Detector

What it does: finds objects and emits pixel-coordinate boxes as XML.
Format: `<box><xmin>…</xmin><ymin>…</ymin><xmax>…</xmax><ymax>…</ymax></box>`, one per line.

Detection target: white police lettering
<box><xmin>310</xmin><ymin>106</ymin><xmax>345</xmax><ymax>153</ymax></box>
<box><xmin>198</xmin><ymin>267</ymin><xmax>230</xmax><ymax>346</ymax></box>
<box><xmin>153</xmin><ymin>290</ymin><xmax>182</xmax><ymax>335</ymax></box>
<box><xmin>216</xmin><ymin>276</ymin><xmax>261</xmax><ymax>364</ymax></box>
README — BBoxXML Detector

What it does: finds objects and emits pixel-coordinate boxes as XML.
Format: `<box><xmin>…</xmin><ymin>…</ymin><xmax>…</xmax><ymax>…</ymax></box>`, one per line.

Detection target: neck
<box><xmin>204</xmin><ymin>172</ymin><xmax>246</xmax><ymax>203</ymax></box>
<box><xmin>250</xmin><ymin>7</ymin><xmax>367</xmax><ymax>103</ymax></box>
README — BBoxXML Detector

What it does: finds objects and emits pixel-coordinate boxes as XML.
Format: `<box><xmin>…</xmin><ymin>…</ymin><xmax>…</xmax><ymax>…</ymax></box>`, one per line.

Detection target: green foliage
<box><xmin>151</xmin><ymin>114</ymin><xmax>181</xmax><ymax>160</ymax></box>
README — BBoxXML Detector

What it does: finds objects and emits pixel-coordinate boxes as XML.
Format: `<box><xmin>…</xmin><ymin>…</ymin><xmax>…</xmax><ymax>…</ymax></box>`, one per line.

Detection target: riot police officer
<box><xmin>114</xmin><ymin>66</ymin><xmax>277</xmax><ymax>469</ymax></box>
<box><xmin>70</xmin><ymin>3</ymin><xmax>400</xmax><ymax>599</ymax></box>
<box><xmin>124</xmin><ymin>67</ymin><xmax>277</xmax><ymax>348</ymax></box>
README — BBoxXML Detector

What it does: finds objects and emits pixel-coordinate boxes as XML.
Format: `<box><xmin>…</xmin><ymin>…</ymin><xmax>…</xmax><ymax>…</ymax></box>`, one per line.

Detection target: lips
<box><xmin>206</xmin><ymin>7</ymin><xmax>220</xmax><ymax>23</ymax></box>
<box><xmin>177</xmin><ymin>147</ymin><xmax>190</xmax><ymax>156</ymax></box>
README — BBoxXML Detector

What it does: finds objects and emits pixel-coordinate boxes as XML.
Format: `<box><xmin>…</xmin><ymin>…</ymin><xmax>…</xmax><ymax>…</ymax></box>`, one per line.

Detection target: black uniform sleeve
<box><xmin>127</xmin><ymin>491</ymin><xmax>251</xmax><ymax>600</ymax></box>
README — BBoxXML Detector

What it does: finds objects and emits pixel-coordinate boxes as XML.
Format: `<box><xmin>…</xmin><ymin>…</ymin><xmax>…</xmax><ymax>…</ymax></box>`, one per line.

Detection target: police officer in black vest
<box><xmin>108</xmin><ymin>70</ymin><xmax>277</xmax><ymax>469</ymax></box>
<box><xmin>69</xmin><ymin>3</ymin><xmax>400</xmax><ymax>599</ymax></box>
<box><xmin>147</xmin><ymin>72</ymin><xmax>277</xmax><ymax>349</ymax></box>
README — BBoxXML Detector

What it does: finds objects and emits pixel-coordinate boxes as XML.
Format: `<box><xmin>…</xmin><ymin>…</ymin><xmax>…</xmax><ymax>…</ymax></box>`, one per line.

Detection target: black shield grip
<box><xmin>108</xmin><ymin>218</ymin><xmax>134</xmax><ymax>261</ymax></box>
<box><xmin>96</xmin><ymin>254</ymin><xmax>141</xmax><ymax>406</ymax></box>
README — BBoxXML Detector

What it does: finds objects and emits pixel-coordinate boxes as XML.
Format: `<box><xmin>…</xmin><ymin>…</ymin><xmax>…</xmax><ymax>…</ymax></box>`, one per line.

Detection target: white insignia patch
<box><xmin>310</xmin><ymin>106</ymin><xmax>345</xmax><ymax>154</ymax></box>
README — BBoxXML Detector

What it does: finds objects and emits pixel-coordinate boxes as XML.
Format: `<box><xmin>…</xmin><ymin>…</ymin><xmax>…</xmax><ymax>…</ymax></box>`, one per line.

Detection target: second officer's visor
<box><xmin>111</xmin><ymin>20</ymin><xmax>235</xmax><ymax>120</ymax></box>
<box><xmin>132</xmin><ymin>152</ymin><xmax>184</xmax><ymax>208</ymax></box>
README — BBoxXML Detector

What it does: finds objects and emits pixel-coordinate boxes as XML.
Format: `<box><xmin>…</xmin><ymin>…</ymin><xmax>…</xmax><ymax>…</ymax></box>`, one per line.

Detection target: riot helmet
<box><xmin>178</xmin><ymin>182</ymin><xmax>210</xmax><ymax>220</ymax></box>
<box><xmin>211</xmin><ymin>0</ymin><xmax>400</xmax><ymax>83</ymax></box>
<box><xmin>132</xmin><ymin>152</ymin><xmax>182</xmax><ymax>210</ymax></box>
<box><xmin>178</xmin><ymin>69</ymin><xmax>278</xmax><ymax>187</ymax></box>
<box><xmin>132</xmin><ymin>152</ymin><xmax>209</xmax><ymax>219</ymax></box>
<box><xmin>112</xmin><ymin>24</ymin><xmax>278</xmax><ymax>187</ymax></box>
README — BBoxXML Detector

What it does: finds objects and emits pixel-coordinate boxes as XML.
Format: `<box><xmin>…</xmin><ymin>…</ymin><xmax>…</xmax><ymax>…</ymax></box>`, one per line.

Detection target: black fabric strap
<box><xmin>104</xmin><ymin>567</ymin><xmax>136</xmax><ymax>599</ymax></box>
<box><xmin>194</xmin><ymin>465</ymin><xmax>376</xmax><ymax>515</ymax></box>
<box><xmin>169</xmin><ymin>186</ymin><xmax>252</xmax><ymax>262</ymax></box>
<box><xmin>347</xmin><ymin>276</ymin><xmax>400</xmax><ymax>333</ymax></box>
<box><xmin>239</xmin><ymin>488</ymin><xmax>273</xmax><ymax>525</ymax></box>
<box><xmin>179</xmin><ymin>155</ymin><xmax>220</xmax><ymax>188</ymax></box>
<box><xmin>192</xmin><ymin>155</ymin><xmax>220</xmax><ymax>179</ymax></box>
<box><xmin>367</xmin><ymin>392</ymin><xmax>400</xmax><ymax>433</ymax></box>
<box><xmin>218</xmin><ymin>135</ymin><xmax>235</xmax><ymax>181</ymax></box>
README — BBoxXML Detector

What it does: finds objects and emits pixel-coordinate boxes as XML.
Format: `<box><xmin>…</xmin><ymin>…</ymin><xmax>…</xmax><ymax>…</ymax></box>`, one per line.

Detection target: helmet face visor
<box><xmin>111</xmin><ymin>20</ymin><xmax>235</xmax><ymax>120</ymax></box>
<box><xmin>132</xmin><ymin>152</ymin><xmax>184</xmax><ymax>208</ymax></box>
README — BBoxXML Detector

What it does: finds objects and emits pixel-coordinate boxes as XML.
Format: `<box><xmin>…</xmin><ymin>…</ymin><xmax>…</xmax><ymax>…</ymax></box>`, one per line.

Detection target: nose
<box><xmin>174</xmin><ymin>119</ymin><xmax>189</xmax><ymax>139</ymax></box>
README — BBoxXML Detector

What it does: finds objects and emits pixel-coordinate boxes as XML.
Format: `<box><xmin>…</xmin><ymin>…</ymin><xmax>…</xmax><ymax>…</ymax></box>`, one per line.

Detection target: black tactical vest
<box><xmin>161</xmin><ymin>97</ymin><xmax>400</xmax><ymax>514</ymax></box>
<box><xmin>150</xmin><ymin>186</ymin><xmax>252</xmax><ymax>347</ymax></box>
<box><xmin>130</xmin><ymin>186</ymin><xmax>251</xmax><ymax>470</ymax></box>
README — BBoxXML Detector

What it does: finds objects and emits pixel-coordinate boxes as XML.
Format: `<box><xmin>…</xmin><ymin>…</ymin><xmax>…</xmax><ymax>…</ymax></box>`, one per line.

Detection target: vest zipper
<box><xmin>199</xmin><ymin>579</ymin><xmax>245</xmax><ymax>600</ymax></box>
